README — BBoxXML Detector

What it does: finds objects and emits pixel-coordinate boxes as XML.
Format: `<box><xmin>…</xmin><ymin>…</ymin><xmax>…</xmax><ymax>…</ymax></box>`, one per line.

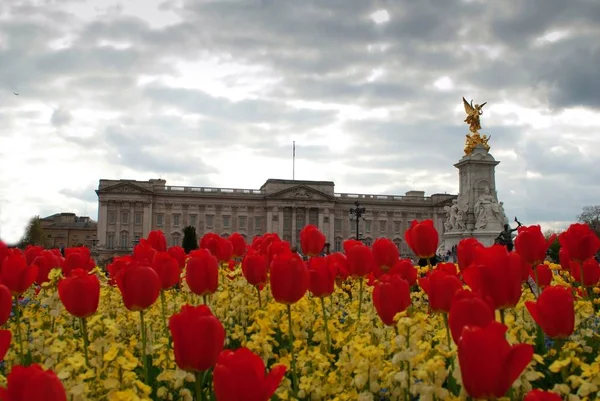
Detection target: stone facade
<box><xmin>41</xmin><ymin>213</ymin><xmax>98</xmax><ymax>250</ymax></box>
<box><xmin>95</xmin><ymin>178</ymin><xmax>456</xmax><ymax>262</ymax></box>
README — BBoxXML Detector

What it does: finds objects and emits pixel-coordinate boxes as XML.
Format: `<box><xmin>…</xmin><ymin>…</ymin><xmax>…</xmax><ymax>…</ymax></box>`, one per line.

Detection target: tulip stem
<box><xmin>139</xmin><ymin>310</ymin><xmax>150</xmax><ymax>385</ymax></box>
<box><xmin>579</xmin><ymin>264</ymin><xmax>588</xmax><ymax>300</ymax></box>
<box><xmin>533</xmin><ymin>265</ymin><xmax>540</xmax><ymax>297</ymax></box>
<box><xmin>357</xmin><ymin>277</ymin><xmax>364</xmax><ymax>324</ymax></box>
<box><xmin>442</xmin><ymin>313</ymin><xmax>452</xmax><ymax>348</ymax></box>
<box><xmin>256</xmin><ymin>285</ymin><xmax>262</xmax><ymax>308</ymax></box>
<box><xmin>13</xmin><ymin>296</ymin><xmax>25</xmax><ymax>365</ymax></box>
<box><xmin>320</xmin><ymin>297</ymin><xmax>331</xmax><ymax>353</ymax></box>
<box><xmin>80</xmin><ymin>317</ymin><xmax>90</xmax><ymax>368</ymax></box>
<box><xmin>500</xmin><ymin>309</ymin><xmax>506</xmax><ymax>325</ymax></box>
<box><xmin>203</xmin><ymin>295</ymin><xmax>208</xmax><ymax>305</ymax></box>
<box><xmin>195</xmin><ymin>371</ymin><xmax>206</xmax><ymax>401</ymax></box>
<box><xmin>287</xmin><ymin>304</ymin><xmax>298</xmax><ymax>394</ymax></box>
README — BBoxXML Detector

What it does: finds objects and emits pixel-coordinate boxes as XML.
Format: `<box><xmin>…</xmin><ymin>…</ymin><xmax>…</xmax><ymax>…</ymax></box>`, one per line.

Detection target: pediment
<box><xmin>267</xmin><ymin>185</ymin><xmax>334</xmax><ymax>201</ymax></box>
<box><xmin>97</xmin><ymin>182</ymin><xmax>153</xmax><ymax>195</ymax></box>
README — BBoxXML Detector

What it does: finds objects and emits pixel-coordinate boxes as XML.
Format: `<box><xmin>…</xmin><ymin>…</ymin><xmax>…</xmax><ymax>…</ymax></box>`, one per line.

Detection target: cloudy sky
<box><xmin>1</xmin><ymin>0</ymin><xmax>599</xmax><ymax>243</ymax></box>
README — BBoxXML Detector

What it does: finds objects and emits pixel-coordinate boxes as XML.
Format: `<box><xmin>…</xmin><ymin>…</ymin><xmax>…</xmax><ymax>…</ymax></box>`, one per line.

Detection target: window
<box><xmin>47</xmin><ymin>234</ymin><xmax>52</xmax><ymax>238</ymax></box>
<box><xmin>238</xmin><ymin>216</ymin><xmax>247</xmax><ymax>230</ymax></box>
<box><xmin>120</xmin><ymin>232</ymin><xmax>128</xmax><ymax>248</ymax></box>
<box><xmin>157</xmin><ymin>214</ymin><xmax>164</xmax><ymax>227</ymax></box>
<box><xmin>171</xmin><ymin>233</ymin><xmax>181</xmax><ymax>247</ymax></box>
<box><xmin>334</xmin><ymin>238</ymin><xmax>342</xmax><ymax>252</ymax></box>
<box><xmin>206</xmin><ymin>215</ymin><xmax>214</xmax><ymax>228</ymax></box>
<box><xmin>134</xmin><ymin>233</ymin><xmax>141</xmax><ymax>244</ymax></box>
<box><xmin>108</xmin><ymin>212</ymin><xmax>116</xmax><ymax>224</ymax></box>
<box><xmin>365</xmin><ymin>221</ymin><xmax>372</xmax><ymax>233</ymax></box>
<box><xmin>254</xmin><ymin>217</ymin><xmax>263</xmax><ymax>231</ymax></box>
<box><xmin>135</xmin><ymin>213</ymin><xmax>142</xmax><ymax>225</ymax></box>
<box><xmin>222</xmin><ymin>215</ymin><xmax>230</xmax><ymax>229</ymax></box>
<box><xmin>393</xmin><ymin>239</ymin><xmax>402</xmax><ymax>250</ymax></box>
<box><xmin>107</xmin><ymin>233</ymin><xmax>115</xmax><ymax>249</ymax></box>
<box><xmin>308</xmin><ymin>209</ymin><xmax>318</xmax><ymax>226</ymax></box>
<box><xmin>121</xmin><ymin>212</ymin><xmax>129</xmax><ymax>224</ymax></box>
<box><xmin>283</xmin><ymin>214</ymin><xmax>291</xmax><ymax>230</ymax></box>
<box><xmin>379</xmin><ymin>220</ymin><xmax>387</xmax><ymax>233</ymax></box>
<box><xmin>394</xmin><ymin>221</ymin><xmax>401</xmax><ymax>233</ymax></box>
<box><xmin>173</xmin><ymin>214</ymin><xmax>181</xmax><ymax>226</ymax></box>
<box><xmin>350</xmin><ymin>220</ymin><xmax>356</xmax><ymax>232</ymax></box>
<box><xmin>364</xmin><ymin>238</ymin><xmax>372</xmax><ymax>247</ymax></box>
<box><xmin>334</xmin><ymin>219</ymin><xmax>341</xmax><ymax>232</ymax></box>
<box><xmin>190</xmin><ymin>215</ymin><xmax>197</xmax><ymax>227</ymax></box>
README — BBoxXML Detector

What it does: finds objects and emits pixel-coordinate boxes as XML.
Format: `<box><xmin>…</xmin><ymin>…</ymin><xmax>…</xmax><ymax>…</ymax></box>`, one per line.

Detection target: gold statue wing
<box><xmin>463</xmin><ymin>97</ymin><xmax>475</xmax><ymax>115</ymax></box>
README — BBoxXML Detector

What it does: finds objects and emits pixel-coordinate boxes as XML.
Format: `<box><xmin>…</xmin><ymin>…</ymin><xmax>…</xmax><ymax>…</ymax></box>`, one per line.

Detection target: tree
<box><xmin>18</xmin><ymin>216</ymin><xmax>45</xmax><ymax>248</ymax></box>
<box><xmin>577</xmin><ymin>205</ymin><xmax>600</xmax><ymax>238</ymax></box>
<box><xmin>182</xmin><ymin>226</ymin><xmax>199</xmax><ymax>253</ymax></box>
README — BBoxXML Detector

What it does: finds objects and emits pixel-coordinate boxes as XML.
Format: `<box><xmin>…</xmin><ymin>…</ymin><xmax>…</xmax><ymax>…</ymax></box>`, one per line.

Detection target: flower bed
<box><xmin>0</xmin><ymin>222</ymin><xmax>599</xmax><ymax>400</ymax></box>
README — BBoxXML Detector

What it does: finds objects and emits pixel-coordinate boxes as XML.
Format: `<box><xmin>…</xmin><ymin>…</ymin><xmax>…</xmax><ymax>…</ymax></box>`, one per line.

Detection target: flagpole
<box><xmin>292</xmin><ymin>141</ymin><xmax>296</xmax><ymax>181</ymax></box>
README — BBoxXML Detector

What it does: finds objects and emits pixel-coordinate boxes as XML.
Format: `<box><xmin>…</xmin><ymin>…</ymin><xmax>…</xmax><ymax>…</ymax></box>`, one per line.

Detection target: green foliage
<box><xmin>181</xmin><ymin>225</ymin><xmax>199</xmax><ymax>253</ymax></box>
<box><xmin>18</xmin><ymin>215</ymin><xmax>44</xmax><ymax>248</ymax></box>
<box><xmin>577</xmin><ymin>205</ymin><xmax>600</xmax><ymax>239</ymax></box>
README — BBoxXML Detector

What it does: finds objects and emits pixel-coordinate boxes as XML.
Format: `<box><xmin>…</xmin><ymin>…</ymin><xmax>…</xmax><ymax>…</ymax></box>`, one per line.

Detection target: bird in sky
<box><xmin>13</xmin><ymin>92</ymin><xmax>19</xmax><ymax>96</ymax></box>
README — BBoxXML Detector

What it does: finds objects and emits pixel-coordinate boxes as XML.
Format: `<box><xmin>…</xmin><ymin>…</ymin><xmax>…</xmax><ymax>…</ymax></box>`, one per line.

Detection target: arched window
<box><xmin>171</xmin><ymin>232</ymin><xmax>181</xmax><ymax>247</ymax></box>
<box><xmin>119</xmin><ymin>230</ymin><xmax>129</xmax><ymax>249</ymax></box>
<box><xmin>393</xmin><ymin>238</ymin><xmax>402</xmax><ymax>250</ymax></box>
<box><xmin>334</xmin><ymin>236</ymin><xmax>343</xmax><ymax>252</ymax></box>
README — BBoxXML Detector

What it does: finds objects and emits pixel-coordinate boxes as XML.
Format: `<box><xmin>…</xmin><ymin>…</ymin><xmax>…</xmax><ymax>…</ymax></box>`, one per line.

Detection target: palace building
<box><xmin>95</xmin><ymin>178</ymin><xmax>456</xmax><ymax>262</ymax></box>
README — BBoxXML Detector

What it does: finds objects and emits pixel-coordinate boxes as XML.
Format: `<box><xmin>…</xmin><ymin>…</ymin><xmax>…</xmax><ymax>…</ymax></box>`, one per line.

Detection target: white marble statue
<box><xmin>498</xmin><ymin>201</ymin><xmax>509</xmax><ymax>225</ymax></box>
<box><xmin>474</xmin><ymin>187</ymin><xmax>503</xmax><ymax>229</ymax></box>
<box><xmin>444</xmin><ymin>197</ymin><xmax>469</xmax><ymax>232</ymax></box>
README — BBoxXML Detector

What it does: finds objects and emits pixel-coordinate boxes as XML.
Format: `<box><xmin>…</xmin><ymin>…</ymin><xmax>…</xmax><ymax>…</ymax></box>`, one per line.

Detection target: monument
<box><xmin>441</xmin><ymin>98</ymin><xmax>509</xmax><ymax>249</ymax></box>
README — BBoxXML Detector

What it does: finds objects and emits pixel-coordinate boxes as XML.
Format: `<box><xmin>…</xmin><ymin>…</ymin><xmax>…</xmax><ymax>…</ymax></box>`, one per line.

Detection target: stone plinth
<box><xmin>441</xmin><ymin>143</ymin><xmax>508</xmax><ymax>251</ymax></box>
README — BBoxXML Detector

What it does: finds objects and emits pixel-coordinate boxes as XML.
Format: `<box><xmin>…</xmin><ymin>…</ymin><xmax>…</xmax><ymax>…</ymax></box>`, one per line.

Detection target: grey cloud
<box><xmin>51</xmin><ymin>108</ymin><xmax>72</xmax><ymax>127</ymax></box>
<box><xmin>60</xmin><ymin>184</ymin><xmax>98</xmax><ymax>203</ymax></box>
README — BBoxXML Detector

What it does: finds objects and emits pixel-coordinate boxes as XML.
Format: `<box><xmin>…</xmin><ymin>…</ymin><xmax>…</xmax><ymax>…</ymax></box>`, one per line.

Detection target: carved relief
<box><xmin>290</xmin><ymin>188</ymin><xmax>314</xmax><ymax>199</ymax></box>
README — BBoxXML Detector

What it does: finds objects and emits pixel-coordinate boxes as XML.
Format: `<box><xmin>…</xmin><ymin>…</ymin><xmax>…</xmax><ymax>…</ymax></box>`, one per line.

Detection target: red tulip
<box><xmin>0</xmin><ymin>249</ymin><xmax>37</xmax><ymax>296</ymax></box>
<box><xmin>133</xmin><ymin>239</ymin><xmax>157</xmax><ymax>264</ymax></box>
<box><xmin>186</xmin><ymin>249</ymin><xmax>219</xmax><ymax>296</ymax></box>
<box><xmin>515</xmin><ymin>225</ymin><xmax>553</xmax><ymax>266</ymax></box>
<box><xmin>242</xmin><ymin>249</ymin><xmax>268</xmax><ymax>287</ymax></box>
<box><xmin>404</xmin><ymin>219</ymin><xmax>438</xmax><ymax>259</ymax></box>
<box><xmin>200</xmin><ymin>233</ymin><xmax>222</xmax><ymax>256</ymax></box>
<box><xmin>524</xmin><ymin>389</ymin><xmax>563</xmax><ymax>401</ymax></box>
<box><xmin>229</xmin><ymin>233</ymin><xmax>247</xmax><ymax>258</ymax></box>
<box><xmin>463</xmin><ymin>245</ymin><xmax>522</xmax><ymax>310</ymax></box>
<box><xmin>116</xmin><ymin>261</ymin><xmax>161</xmax><ymax>311</ymax></box>
<box><xmin>308</xmin><ymin>256</ymin><xmax>336</xmax><ymax>298</ymax></box>
<box><xmin>0</xmin><ymin>364</ymin><xmax>67</xmax><ymax>401</ymax></box>
<box><xmin>0</xmin><ymin>330</ymin><xmax>10</xmax><ymax>361</ymax></box>
<box><xmin>151</xmin><ymin>252</ymin><xmax>180</xmax><ymax>290</ymax></box>
<box><xmin>526</xmin><ymin>286</ymin><xmax>574</xmax><ymax>339</ymax></box>
<box><xmin>62</xmin><ymin>247</ymin><xmax>95</xmax><ymax>276</ymax></box>
<box><xmin>0</xmin><ymin>285</ymin><xmax>12</xmax><ymax>325</ymax></box>
<box><xmin>419</xmin><ymin>269</ymin><xmax>463</xmax><ymax>313</ymax></box>
<box><xmin>529</xmin><ymin>264</ymin><xmax>552</xmax><ymax>288</ymax></box>
<box><xmin>387</xmin><ymin>259</ymin><xmax>418</xmax><ymax>286</ymax></box>
<box><xmin>457</xmin><ymin>321</ymin><xmax>533</xmax><ymax>399</ymax></box>
<box><xmin>345</xmin><ymin>241</ymin><xmax>375</xmax><ymax>278</ymax></box>
<box><xmin>0</xmin><ymin>241</ymin><xmax>8</xmax><ymax>270</ymax></box>
<box><xmin>456</xmin><ymin>238</ymin><xmax>484</xmax><ymax>272</ymax></box>
<box><xmin>569</xmin><ymin>257</ymin><xmax>600</xmax><ymax>287</ymax></box>
<box><xmin>372</xmin><ymin>238</ymin><xmax>400</xmax><ymax>276</ymax></box>
<box><xmin>24</xmin><ymin>245</ymin><xmax>44</xmax><ymax>265</ymax></box>
<box><xmin>327</xmin><ymin>252</ymin><xmax>349</xmax><ymax>282</ymax></box>
<box><xmin>107</xmin><ymin>256</ymin><xmax>132</xmax><ymax>286</ymax></box>
<box><xmin>167</xmin><ymin>246</ymin><xmax>186</xmax><ymax>269</ymax></box>
<box><xmin>436</xmin><ymin>262</ymin><xmax>459</xmax><ymax>276</ymax></box>
<box><xmin>558</xmin><ymin>223</ymin><xmax>600</xmax><ymax>262</ymax></box>
<box><xmin>372</xmin><ymin>274</ymin><xmax>411</xmax><ymax>326</ymax></box>
<box><xmin>300</xmin><ymin>225</ymin><xmax>326</xmax><ymax>257</ymax></box>
<box><xmin>58</xmin><ymin>269</ymin><xmax>100</xmax><ymax>318</ymax></box>
<box><xmin>147</xmin><ymin>230</ymin><xmax>167</xmax><ymax>252</ymax></box>
<box><xmin>169</xmin><ymin>304</ymin><xmax>225</xmax><ymax>372</ymax></box>
<box><xmin>214</xmin><ymin>239</ymin><xmax>233</xmax><ymax>263</ymax></box>
<box><xmin>448</xmin><ymin>289</ymin><xmax>495</xmax><ymax>344</ymax></box>
<box><xmin>213</xmin><ymin>347</ymin><xmax>286</xmax><ymax>401</ymax></box>
<box><xmin>558</xmin><ymin>247</ymin><xmax>571</xmax><ymax>271</ymax></box>
<box><xmin>32</xmin><ymin>250</ymin><xmax>62</xmax><ymax>285</ymax></box>
<box><xmin>270</xmin><ymin>251</ymin><xmax>308</xmax><ymax>304</ymax></box>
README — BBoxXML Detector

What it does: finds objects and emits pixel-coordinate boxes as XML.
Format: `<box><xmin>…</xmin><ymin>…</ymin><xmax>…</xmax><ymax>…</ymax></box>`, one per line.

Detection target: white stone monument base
<box><xmin>443</xmin><ymin>230</ymin><xmax>501</xmax><ymax>249</ymax></box>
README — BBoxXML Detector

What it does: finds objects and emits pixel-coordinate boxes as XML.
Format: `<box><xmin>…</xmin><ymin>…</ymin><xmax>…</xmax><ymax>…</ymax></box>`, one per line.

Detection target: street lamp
<box><xmin>349</xmin><ymin>201</ymin><xmax>366</xmax><ymax>241</ymax></box>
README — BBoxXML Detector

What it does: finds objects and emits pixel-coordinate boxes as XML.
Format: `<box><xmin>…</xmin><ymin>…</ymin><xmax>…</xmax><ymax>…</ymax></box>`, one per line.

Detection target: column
<box><xmin>318</xmin><ymin>209</ymin><xmax>324</xmax><ymax>232</ymax></box>
<box><xmin>98</xmin><ymin>202</ymin><xmax>108</xmax><ymax>246</ymax></box>
<box><xmin>143</xmin><ymin>202</ymin><xmax>152</xmax><ymax>237</ymax></box>
<box><xmin>266</xmin><ymin>208</ymin><xmax>273</xmax><ymax>232</ymax></box>
<box><xmin>329</xmin><ymin>210</ymin><xmax>335</xmax><ymax>244</ymax></box>
<box><xmin>291</xmin><ymin>208</ymin><xmax>297</xmax><ymax>245</ymax></box>
<box><xmin>278</xmin><ymin>209</ymin><xmax>284</xmax><ymax>237</ymax></box>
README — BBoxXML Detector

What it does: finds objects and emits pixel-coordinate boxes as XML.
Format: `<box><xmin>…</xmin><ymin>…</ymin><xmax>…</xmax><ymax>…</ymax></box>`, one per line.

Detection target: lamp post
<box><xmin>349</xmin><ymin>201</ymin><xmax>366</xmax><ymax>242</ymax></box>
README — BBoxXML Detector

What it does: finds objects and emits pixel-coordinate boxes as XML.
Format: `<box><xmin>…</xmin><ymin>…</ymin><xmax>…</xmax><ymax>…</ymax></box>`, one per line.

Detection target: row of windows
<box><xmin>108</xmin><ymin>211</ymin><xmax>264</xmax><ymax>231</ymax></box>
<box><xmin>334</xmin><ymin>219</ymin><xmax>404</xmax><ymax>233</ymax></box>
<box><xmin>106</xmin><ymin>231</ymin><xmax>183</xmax><ymax>249</ymax></box>
<box><xmin>332</xmin><ymin>238</ymin><xmax>403</xmax><ymax>252</ymax></box>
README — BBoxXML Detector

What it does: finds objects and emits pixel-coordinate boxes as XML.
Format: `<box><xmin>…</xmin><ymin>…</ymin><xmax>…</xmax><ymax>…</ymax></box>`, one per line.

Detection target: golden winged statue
<box><xmin>462</xmin><ymin>97</ymin><xmax>491</xmax><ymax>155</ymax></box>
